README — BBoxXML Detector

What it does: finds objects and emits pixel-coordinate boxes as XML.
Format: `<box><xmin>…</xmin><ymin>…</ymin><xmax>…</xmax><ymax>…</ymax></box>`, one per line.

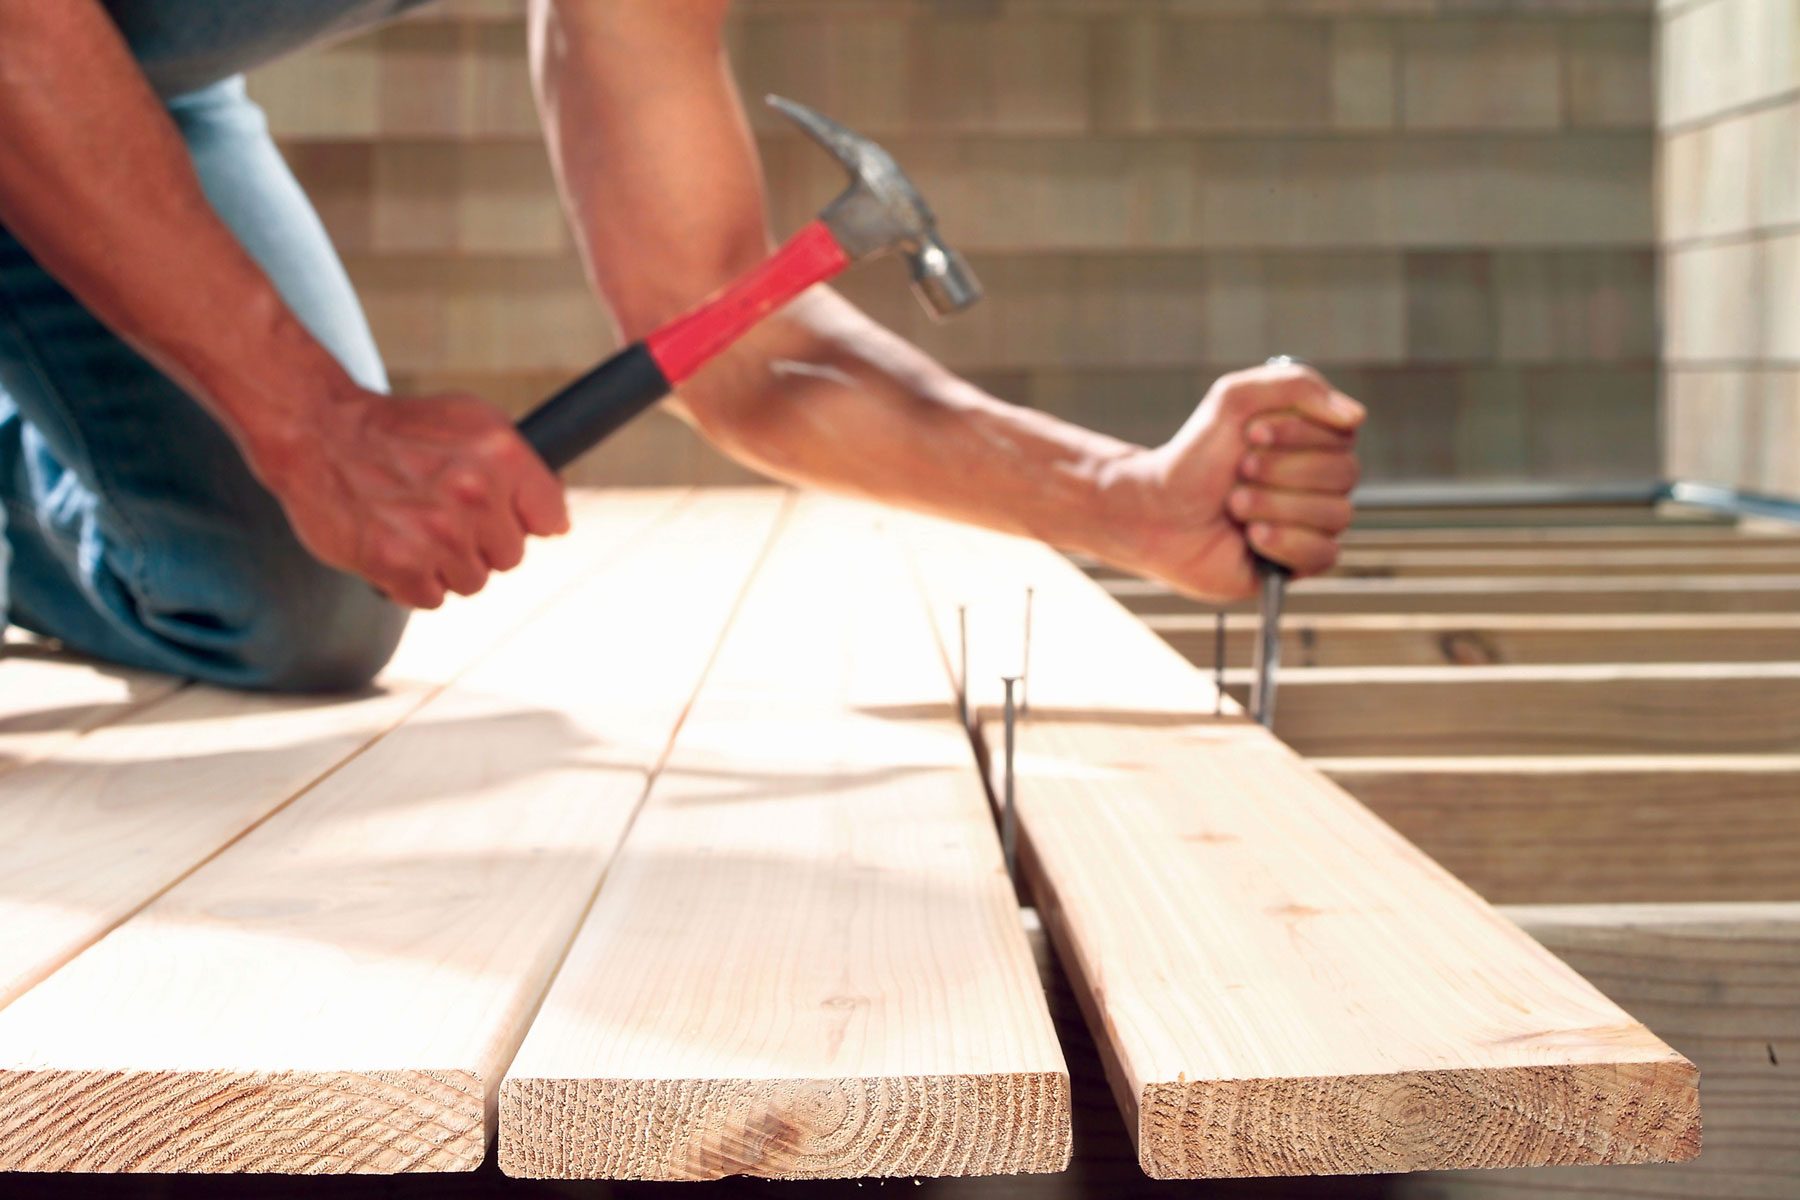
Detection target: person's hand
<box><xmin>1102</xmin><ymin>362</ymin><xmax>1365</xmax><ymax>602</ymax></box>
<box><xmin>248</xmin><ymin>389</ymin><xmax>570</xmax><ymax>609</ymax></box>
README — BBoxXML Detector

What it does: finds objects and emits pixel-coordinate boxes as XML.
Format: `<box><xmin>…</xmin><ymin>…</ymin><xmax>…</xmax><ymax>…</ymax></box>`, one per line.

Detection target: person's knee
<box><xmin>243</xmin><ymin>564</ymin><xmax>410</xmax><ymax>693</ymax></box>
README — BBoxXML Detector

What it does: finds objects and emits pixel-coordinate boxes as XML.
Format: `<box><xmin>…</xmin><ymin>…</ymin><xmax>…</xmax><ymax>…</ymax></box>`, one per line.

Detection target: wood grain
<box><xmin>0</xmin><ymin>642</ymin><xmax>184</xmax><ymax>778</ymax></box>
<box><xmin>896</xmin><ymin>514</ymin><xmax>1699</xmax><ymax>1179</ymax></box>
<box><xmin>0</xmin><ymin>491</ymin><xmax>679</xmax><ymax>1014</ymax></box>
<box><xmin>1317</xmin><ymin>755</ymin><xmax>1800</xmax><ymax>904</ymax></box>
<box><xmin>0</xmin><ymin>491</ymin><xmax>782</xmax><ymax>1173</ymax></box>
<box><xmin>1108</xmin><ymin>574</ymin><xmax>1800</xmax><ymax>615</ymax></box>
<box><xmin>1151</xmin><ymin>611</ymin><xmax>1800</xmax><ymax>668</ymax></box>
<box><xmin>1397</xmin><ymin>903</ymin><xmax>1800</xmax><ymax>1200</ymax></box>
<box><xmin>498</xmin><ymin>499</ymin><xmax>1070</xmax><ymax>1182</ymax></box>
<box><xmin>1234</xmin><ymin>662</ymin><xmax>1800</xmax><ymax>756</ymax></box>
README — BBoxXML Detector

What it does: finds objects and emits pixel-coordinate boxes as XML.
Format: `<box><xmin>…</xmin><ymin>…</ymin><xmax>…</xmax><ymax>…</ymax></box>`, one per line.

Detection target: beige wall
<box><xmin>249</xmin><ymin>0</ymin><xmax>1657</xmax><ymax>487</ymax></box>
<box><xmin>1660</xmin><ymin>0</ymin><xmax>1800</xmax><ymax>497</ymax></box>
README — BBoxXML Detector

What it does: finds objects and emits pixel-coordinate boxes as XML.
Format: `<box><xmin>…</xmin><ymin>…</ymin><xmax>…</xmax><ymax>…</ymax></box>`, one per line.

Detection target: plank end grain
<box><xmin>1136</xmin><ymin>1059</ymin><xmax>1700</xmax><ymax>1179</ymax></box>
<box><xmin>497</xmin><ymin>1071</ymin><xmax>1072</xmax><ymax>1180</ymax></box>
<box><xmin>0</xmin><ymin>1067</ymin><xmax>485</xmax><ymax>1173</ymax></box>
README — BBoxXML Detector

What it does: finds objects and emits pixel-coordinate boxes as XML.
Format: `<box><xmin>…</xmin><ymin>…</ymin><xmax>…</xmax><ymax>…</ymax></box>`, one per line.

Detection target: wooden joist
<box><xmin>0</xmin><ymin>490</ymin><xmax>749</xmax><ymax>1173</ymax></box>
<box><xmin>1108</xmin><ymin>574</ymin><xmax>1800</xmax><ymax>615</ymax></box>
<box><xmin>1332</xmin><ymin>545</ymin><xmax>1800</xmax><ymax>578</ymax></box>
<box><xmin>1342</xmin><ymin>524</ymin><xmax>1794</xmax><ymax>550</ymax></box>
<box><xmin>498</xmin><ymin>499</ymin><xmax>1070</xmax><ymax>1182</ymax></box>
<box><xmin>898</xmin><ymin>514</ymin><xmax>1699</xmax><ymax>1180</ymax></box>
<box><xmin>1316</xmin><ymin>755</ymin><xmax>1800</xmax><ymax>904</ymax></box>
<box><xmin>1401</xmin><ymin>903</ymin><xmax>1800</xmax><ymax>1200</ymax></box>
<box><xmin>1152</xmin><ymin>611</ymin><xmax>1800</xmax><ymax>668</ymax></box>
<box><xmin>1230</xmin><ymin>663</ymin><xmax>1800</xmax><ymax>756</ymax></box>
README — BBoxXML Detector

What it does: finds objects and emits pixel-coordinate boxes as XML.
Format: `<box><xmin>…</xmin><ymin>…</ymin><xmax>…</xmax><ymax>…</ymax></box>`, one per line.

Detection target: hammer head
<box><xmin>768</xmin><ymin>95</ymin><xmax>982</xmax><ymax>320</ymax></box>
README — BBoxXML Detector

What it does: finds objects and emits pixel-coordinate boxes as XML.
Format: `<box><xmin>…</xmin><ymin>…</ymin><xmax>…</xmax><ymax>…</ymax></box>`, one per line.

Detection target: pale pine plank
<box><xmin>1318</xmin><ymin>755</ymin><xmax>1800</xmax><ymax>904</ymax></box>
<box><xmin>498</xmin><ymin>498</ymin><xmax>1070</xmax><ymax>1182</ymax></box>
<box><xmin>0</xmin><ymin>641</ymin><xmax>184</xmax><ymax>777</ymax></box>
<box><xmin>0</xmin><ymin>490</ymin><xmax>682</xmax><ymax>1013</ymax></box>
<box><xmin>0</xmin><ymin>491</ymin><xmax>784</xmax><ymax>1173</ymax></box>
<box><xmin>896</xmin><ymin>514</ymin><xmax>1699</xmax><ymax>1179</ymax></box>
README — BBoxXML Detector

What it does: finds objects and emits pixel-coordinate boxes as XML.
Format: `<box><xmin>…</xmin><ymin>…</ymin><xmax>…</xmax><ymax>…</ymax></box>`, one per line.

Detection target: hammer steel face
<box><xmin>767</xmin><ymin>95</ymin><xmax>983</xmax><ymax>319</ymax></box>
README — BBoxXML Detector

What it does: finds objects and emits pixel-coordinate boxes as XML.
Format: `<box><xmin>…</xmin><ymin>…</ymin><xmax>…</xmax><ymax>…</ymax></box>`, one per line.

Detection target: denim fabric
<box><xmin>0</xmin><ymin>77</ymin><xmax>408</xmax><ymax>690</ymax></box>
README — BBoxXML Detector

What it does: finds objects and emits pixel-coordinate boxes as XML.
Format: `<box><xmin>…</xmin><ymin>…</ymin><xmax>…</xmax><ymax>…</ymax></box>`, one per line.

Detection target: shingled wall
<box><xmin>1660</xmin><ymin>0</ymin><xmax>1800</xmax><ymax>499</ymax></box>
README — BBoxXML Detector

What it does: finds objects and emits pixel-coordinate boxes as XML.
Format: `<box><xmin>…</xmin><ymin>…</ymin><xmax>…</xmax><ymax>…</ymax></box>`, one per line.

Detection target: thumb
<box><xmin>1212</xmin><ymin>363</ymin><xmax>1365</xmax><ymax>437</ymax></box>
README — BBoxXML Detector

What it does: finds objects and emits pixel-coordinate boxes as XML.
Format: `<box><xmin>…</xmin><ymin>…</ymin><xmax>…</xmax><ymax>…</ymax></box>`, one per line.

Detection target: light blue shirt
<box><xmin>104</xmin><ymin>0</ymin><xmax>435</xmax><ymax>96</ymax></box>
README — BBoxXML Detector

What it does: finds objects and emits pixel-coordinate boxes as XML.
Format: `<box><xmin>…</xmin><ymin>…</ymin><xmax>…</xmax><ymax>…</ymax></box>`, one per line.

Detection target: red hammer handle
<box><xmin>646</xmin><ymin>219</ymin><xmax>850</xmax><ymax>384</ymax></box>
<box><xmin>516</xmin><ymin>220</ymin><xmax>850</xmax><ymax>472</ymax></box>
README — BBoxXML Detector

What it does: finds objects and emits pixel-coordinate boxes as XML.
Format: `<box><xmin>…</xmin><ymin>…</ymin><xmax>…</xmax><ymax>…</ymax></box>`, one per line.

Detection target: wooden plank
<box><xmin>1398</xmin><ymin>903</ymin><xmax>1800</xmax><ymax>1200</ymax></box>
<box><xmin>1231</xmin><ymin>663</ymin><xmax>1800</xmax><ymax>756</ymax></box>
<box><xmin>1333</xmin><ymin>544</ymin><xmax>1800</xmax><ymax>577</ymax></box>
<box><xmin>1315</xmin><ymin>755</ymin><xmax>1800</xmax><ymax>904</ymax></box>
<box><xmin>0</xmin><ymin>490</ymin><xmax>683</xmax><ymax>1014</ymax></box>
<box><xmin>498</xmin><ymin>498</ymin><xmax>1070</xmax><ymax>1183</ymax></box>
<box><xmin>0</xmin><ymin>491</ymin><xmax>783</xmax><ymax>1174</ymax></box>
<box><xmin>1150</xmin><ymin>612</ymin><xmax>1800</xmax><ymax>668</ymax></box>
<box><xmin>1107</xmin><ymin>574</ymin><xmax>1800</xmax><ymax>615</ymax></box>
<box><xmin>897</xmin><ymin>514</ymin><xmax>1699</xmax><ymax>1179</ymax></box>
<box><xmin>0</xmin><ymin>641</ymin><xmax>184</xmax><ymax>777</ymax></box>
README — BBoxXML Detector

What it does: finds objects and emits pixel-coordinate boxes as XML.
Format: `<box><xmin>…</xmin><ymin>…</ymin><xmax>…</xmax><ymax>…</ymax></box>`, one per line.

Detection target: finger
<box><xmin>437</xmin><ymin>549</ymin><xmax>488</xmax><ymax>598</ymax></box>
<box><xmin>1286</xmin><ymin>387</ymin><xmax>1366</xmax><ymax>435</ymax></box>
<box><xmin>1229</xmin><ymin>486</ymin><xmax>1355</xmax><ymax>535</ymax></box>
<box><xmin>1217</xmin><ymin>367</ymin><xmax>1365</xmax><ymax>434</ymax></box>
<box><xmin>1240</xmin><ymin>448</ymin><xmax>1360</xmax><ymax>494</ymax></box>
<box><xmin>1246</xmin><ymin>413</ymin><xmax>1357</xmax><ymax>452</ymax></box>
<box><xmin>514</xmin><ymin>455</ymin><xmax>571</xmax><ymax>537</ymax></box>
<box><xmin>1247</xmin><ymin>522</ymin><xmax>1341</xmax><ymax>578</ymax></box>
<box><xmin>386</xmin><ymin>571</ymin><xmax>447</xmax><ymax>611</ymax></box>
<box><xmin>475</xmin><ymin>508</ymin><xmax>528</xmax><ymax>573</ymax></box>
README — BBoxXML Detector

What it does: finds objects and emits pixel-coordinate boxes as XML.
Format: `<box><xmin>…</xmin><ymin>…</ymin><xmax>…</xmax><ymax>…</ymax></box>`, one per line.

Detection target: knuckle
<box><xmin>446</xmin><ymin>467</ymin><xmax>489</xmax><ymax>505</ymax></box>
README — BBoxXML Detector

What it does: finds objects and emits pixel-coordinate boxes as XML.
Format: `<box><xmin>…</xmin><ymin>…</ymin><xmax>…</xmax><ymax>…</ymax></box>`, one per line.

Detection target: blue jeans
<box><xmin>0</xmin><ymin>77</ymin><xmax>408</xmax><ymax>691</ymax></box>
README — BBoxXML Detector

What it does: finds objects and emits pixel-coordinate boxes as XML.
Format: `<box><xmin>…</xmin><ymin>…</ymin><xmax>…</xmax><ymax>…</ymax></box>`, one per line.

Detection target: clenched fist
<box><xmin>1103</xmin><ymin>361</ymin><xmax>1365</xmax><ymax>602</ymax></box>
<box><xmin>249</xmin><ymin>388</ymin><xmax>570</xmax><ymax>609</ymax></box>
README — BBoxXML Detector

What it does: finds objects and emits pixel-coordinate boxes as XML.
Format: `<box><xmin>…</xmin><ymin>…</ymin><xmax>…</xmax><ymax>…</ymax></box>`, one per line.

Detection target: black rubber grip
<box><xmin>517</xmin><ymin>342</ymin><xmax>672</xmax><ymax>473</ymax></box>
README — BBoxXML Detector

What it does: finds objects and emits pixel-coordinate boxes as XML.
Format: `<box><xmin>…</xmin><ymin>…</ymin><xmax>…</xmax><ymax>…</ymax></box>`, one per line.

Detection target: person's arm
<box><xmin>529</xmin><ymin>0</ymin><xmax>1363</xmax><ymax>601</ymax></box>
<box><xmin>0</xmin><ymin>2</ymin><xmax>566</xmax><ymax>610</ymax></box>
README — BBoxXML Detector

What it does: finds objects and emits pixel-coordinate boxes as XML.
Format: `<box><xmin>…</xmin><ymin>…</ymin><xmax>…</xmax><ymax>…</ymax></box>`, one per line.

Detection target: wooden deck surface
<box><xmin>4</xmin><ymin>490</ymin><xmax>1775</xmax><ymax>1194</ymax></box>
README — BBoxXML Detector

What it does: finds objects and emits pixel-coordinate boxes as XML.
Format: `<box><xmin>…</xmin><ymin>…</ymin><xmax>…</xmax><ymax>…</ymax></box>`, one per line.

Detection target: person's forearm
<box><xmin>0</xmin><ymin>2</ymin><xmax>357</xmax><ymax>461</ymax></box>
<box><xmin>674</xmin><ymin>287</ymin><xmax>1151</xmax><ymax>563</ymax></box>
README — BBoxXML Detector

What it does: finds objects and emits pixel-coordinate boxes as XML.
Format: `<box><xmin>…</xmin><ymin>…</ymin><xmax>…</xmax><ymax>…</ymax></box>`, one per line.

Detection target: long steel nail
<box><xmin>1000</xmin><ymin>675</ymin><xmax>1020</xmax><ymax>885</ymax></box>
<box><xmin>958</xmin><ymin>605</ymin><xmax>970</xmax><ymax>730</ymax></box>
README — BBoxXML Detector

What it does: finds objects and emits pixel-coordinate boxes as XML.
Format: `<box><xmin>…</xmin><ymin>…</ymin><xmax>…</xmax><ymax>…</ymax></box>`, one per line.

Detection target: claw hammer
<box><xmin>514</xmin><ymin>96</ymin><xmax>982</xmax><ymax>471</ymax></box>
